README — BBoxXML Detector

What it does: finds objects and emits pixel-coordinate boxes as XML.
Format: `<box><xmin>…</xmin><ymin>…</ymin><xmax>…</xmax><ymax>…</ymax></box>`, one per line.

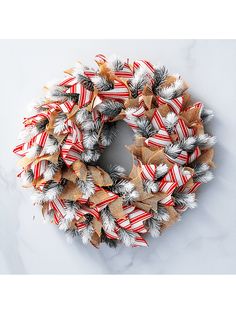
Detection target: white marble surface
<box><xmin>0</xmin><ymin>40</ymin><xmax>236</xmax><ymax>274</ymax></box>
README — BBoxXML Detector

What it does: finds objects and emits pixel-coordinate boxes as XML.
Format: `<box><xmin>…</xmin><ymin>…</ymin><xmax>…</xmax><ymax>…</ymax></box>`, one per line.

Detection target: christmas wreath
<box><xmin>13</xmin><ymin>54</ymin><xmax>216</xmax><ymax>248</ymax></box>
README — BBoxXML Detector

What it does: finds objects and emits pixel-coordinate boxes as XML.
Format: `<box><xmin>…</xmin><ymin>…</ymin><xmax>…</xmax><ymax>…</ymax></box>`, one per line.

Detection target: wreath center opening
<box><xmin>97</xmin><ymin>120</ymin><xmax>134</xmax><ymax>174</ymax></box>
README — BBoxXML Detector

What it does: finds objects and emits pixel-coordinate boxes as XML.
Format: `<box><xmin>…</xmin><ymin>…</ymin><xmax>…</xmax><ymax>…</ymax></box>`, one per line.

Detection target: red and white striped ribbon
<box><xmin>104</xmin><ymin>228</ymin><xmax>148</xmax><ymax>246</ymax></box>
<box><xmin>174</xmin><ymin>181</ymin><xmax>201</xmax><ymax>213</ymax></box>
<box><xmin>187</xmin><ymin>147</ymin><xmax>201</xmax><ymax>164</ymax></box>
<box><xmin>116</xmin><ymin>205</ymin><xmax>138</xmax><ymax>231</ymax></box>
<box><xmin>116</xmin><ymin>217</ymin><xmax>132</xmax><ymax>231</ymax></box>
<box><xmin>91</xmin><ymin>101</ymin><xmax>101</xmax><ymax>121</ymax></box>
<box><xmin>123</xmin><ymin>205</ymin><xmax>136</xmax><ymax>214</ymax></box>
<box><xmin>83</xmin><ymin>69</ymin><xmax>97</xmax><ymax>79</ymax></box>
<box><xmin>34</xmin><ymin>131</ymin><xmax>49</xmax><ymax>147</ymax></box>
<box><xmin>61</xmin><ymin>144</ymin><xmax>84</xmax><ymax>166</ymax></box>
<box><xmin>41</xmin><ymin>102</ymin><xmax>61</xmax><ymax>111</ymax></box>
<box><xmin>36</xmin><ymin>181</ymin><xmax>47</xmax><ymax>192</ymax></box>
<box><xmin>145</xmin><ymin>128</ymin><xmax>172</xmax><ymax>148</ymax></box>
<box><xmin>158</xmin><ymin>181</ymin><xmax>177</xmax><ymax>195</ymax></box>
<box><xmin>133</xmin><ymin>60</ymin><xmax>155</xmax><ymax>74</ymax></box>
<box><xmin>174</xmin><ymin>183</ymin><xmax>199</xmax><ymax>212</ymax></box>
<box><xmin>103</xmin><ymin>228</ymin><xmax>119</xmax><ymax>240</ymax></box>
<box><xmin>174</xmin><ymin>118</ymin><xmax>195</xmax><ymax>140</ymax></box>
<box><xmin>140</xmin><ymin>163</ymin><xmax>157</xmax><ymax>181</ymax></box>
<box><xmin>151</xmin><ymin>109</ymin><xmax>166</xmax><ymax>130</ymax></box>
<box><xmin>13</xmin><ymin>143</ymin><xmax>29</xmax><ymax>157</ymax></box>
<box><xmin>184</xmin><ymin>102</ymin><xmax>203</xmax><ymax>118</ymax></box>
<box><xmin>177</xmin><ymin>182</ymin><xmax>201</xmax><ymax>194</ymax></box>
<box><xmin>113</xmin><ymin>63</ymin><xmax>133</xmax><ymax>79</ymax></box>
<box><xmin>159</xmin><ymin>194</ymin><xmax>175</xmax><ymax>206</ymax></box>
<box><xmin>76</xmin><ymin>205</ymin><xmax>100</xmax><ymax>221</ymax></box>
<box><xmin>62</xmin><ymin>147</ymin><xmax>82</xmax><ymax>166</ymax></box>
<box><xmin>163</xmin><ymin>164</ymin><xmax>193</xmax><ymax>187</ymax></box>
<box><xmin>66</xmin><ymin>82</ymin><xmax>93</xmax><ymax>108</ymax></box>
<box><xmin>31</xmin><ymin>160</ymin><xmax>48</xmax><ymax>180</ymax></box>
<box><xmin>61</xmin><ymin>124</ymin><xmax>84</xmax><ymax>166</ymax></box>
<box><xmin>99</xmin><ymin>80</ymin><xmax>129</xmax><ymax>100</ymax></box>
<box><xmin>23</xmin><ymin>111</ymin><xmax>51</xmax><ymax>127</ymax></box>
<box><xmin>60</xmin><ymin>99</ymin><xmax>77</xmax><ymax>113</ymax></box>
<box><xmin>94</xmin><ymin>186</ymin><xmax>102</xmax><ymax>192</ymax></box>
<box><xmin>157</xmin><ymin>96</ymin><xmax>184</xmax><ymax>114</ymax></box>
<box><xmin>88</xmin><ymin>191</ymin><xmax>119</xmax><ymax>212</ymax></box>
<box><xmin>14</xmin><ymin>128</ymin><xmax>52</xmax><ymax>157</ymax></box>
<box><xmin>124</xmin><ymin>121</ymin><xmax>139</xmax><ymax>131</ymax></box>
<box><xmin>131</xmin><ymin>104</ymin><xmax>146</xmax><ymax>118</ymax></box>
<box><xmin>166</xmin><ymin>150</ymin><xmax>188</xmax><ymax>166</ymax></box>
<box><xmin>132</xmin><ymin>235</ymin><xmax>148</xmax><ymax>247</ymax></box>
<box><xmin>129</xmin><ymin>208</ymin><xmax>152</xmax><ymax>233</ymax></box>
<box><xmin>95</xmin><ymin>54</ymin><xmax>107</xmax><ymax>64</ymax></box>
<box><xmin>58</xmin><ymin>67</ymin><xmax>95</xmax><ymax>109</ymax></box>
<box><xmin>77</xmin><ymin>196</ymin><xmax>89</xmax><ymax>205</ymax></box>
<box><xmin>174</xmin><ymin>205</ymin><xmax>188</xmax><ymax>213</ymax></box>
<box><xmin>58</xmin><ymin>75</ymin><xmax>77</xmax><ymax>87</ymax></box>
<box><xmin>17</xmin><ymin>132</ymin><xmax>49</xmax><ymax>156</ymax></box>
<box><xmin>40</xmin><ymin>134</ymin><xmax>58</xmax><ymax>156</ymax></box>
<box><xmin>76</xmin><ymin>222</ymin><xmax>87</xmax><ymax>231</ymax></box>
<box><xmin>123</xmin><ymin>104</ymin><xmax>146</xmax><ymax>129</ymax></box>
<box><xmin>49</xmin><ymin>197</ymin><xmax>67</xmax><ymax>224</ymax></box>
<box><xmin>158</xmin><ymin>181</ymin><xmax>177</xmax><ymax>206</ymax></box>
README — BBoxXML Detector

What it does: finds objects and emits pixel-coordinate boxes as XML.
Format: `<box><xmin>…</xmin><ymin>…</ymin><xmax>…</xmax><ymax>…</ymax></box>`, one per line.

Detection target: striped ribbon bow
<box><xmin>162</xmin><ymin>164</ymin><xmax>193</xmax><ymax>187</ymax></box>
<box><xmin>156</xmin><ymin>96</ymin><xmax>184</xmax><ymax>115</ymax></box>
<box><xmin>61</xmin><ymin>122</ymin><xmax>84</xmax><ymax>166</ymax></box>
<box><xmin>103</xmin><ymin>204</ymin><xmax>152</xmax><ymax>247</ymax></box>
<box><xmin>140</xmin><ymin>163</ymin><xmax>158</xmax><ymax>181</ymax></box>
<box><xmin>157</xmin><ymin>164</ymin><xmax>193</xmax><ymax>206</ymax></box>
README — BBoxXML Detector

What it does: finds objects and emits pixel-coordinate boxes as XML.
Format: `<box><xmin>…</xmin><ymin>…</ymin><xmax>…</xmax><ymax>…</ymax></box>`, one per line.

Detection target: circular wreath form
<box><xmin>13</xmin><ymin>54</ymin><xmax>216</xmax><ymax>248</ymax></box>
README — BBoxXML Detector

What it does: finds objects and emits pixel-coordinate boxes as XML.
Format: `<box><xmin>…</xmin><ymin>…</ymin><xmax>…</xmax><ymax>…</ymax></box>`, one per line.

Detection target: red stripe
<box><xmin>59</xmin><ymin>76</ymin><xmax>75</xmax><ymax>86</ymax></box>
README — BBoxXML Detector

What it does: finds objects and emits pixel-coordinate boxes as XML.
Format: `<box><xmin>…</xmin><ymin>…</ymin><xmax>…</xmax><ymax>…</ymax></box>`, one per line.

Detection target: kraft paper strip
<box><xmin>196</xmin><ymin>148</ymin><xmax>215</xmax><ymax>167</ymax></box>
<box><xmin>88</xmin><ymin>166</ymin><xmax>113</xmax><ymax>187</ymax></box>
<box><xmin>89</xmin><ymin>189</ymin><xmax>110</xmax><ymax>205</ymax></box>
<box><xmin>72</xmin><ymin>160</ymin><xmax>87</xmax><ymax>181</ymax></box>
<box><xmin>160</xmin><ymin>206</ymin><xmax>180</xmax><ymax>231</ymax></box>
<box><xmin>34</xmin><ymin>152</ymin><xmax>60</xmax><ymax>165</ymax></box>
<box><xmin>60</xmin><ymin>181</ymin><xmax>82</xmax><ymax>201</ymax></box>
<box><xmin>90</xmin><ymin>232</ymin><xmax>101</xmax><ymax>248</ymax></box>
<box><xmin>62</xmin><ymin>167</ymin><xmax>78</xmax><ymax>183</ymax></box>
<box><xmin>92</xmin><ymin>217</ymin><xmax>102</xmax><ymax>237</ymax></box>
<box><xmin>108</xmin><ymin>197</ymin><xmax>126</xmax><ymax>219</ymax></box>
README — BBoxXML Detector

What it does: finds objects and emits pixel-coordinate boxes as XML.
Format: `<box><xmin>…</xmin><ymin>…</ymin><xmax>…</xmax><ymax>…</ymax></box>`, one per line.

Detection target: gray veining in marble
<box><xmin>0</xmin><ymin>40</ymin><xmax>236</xmax><ymax>274</ymax></box>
